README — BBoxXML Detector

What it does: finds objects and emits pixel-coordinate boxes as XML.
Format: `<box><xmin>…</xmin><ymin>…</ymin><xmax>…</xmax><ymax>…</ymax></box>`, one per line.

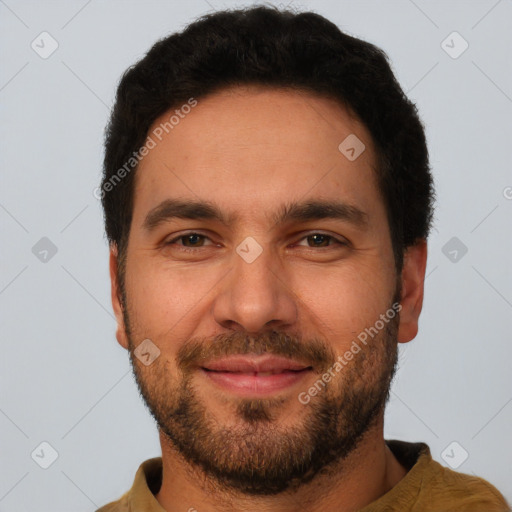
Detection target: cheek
<box><xmin>293</xmin><ymin>265</ymin><xmax>393</xmax><ymax>347</ymax></box>
<box><xmin>125</xmin><ymin>258</ymin><xmax>225</xmax><ymax>331</ymax></box>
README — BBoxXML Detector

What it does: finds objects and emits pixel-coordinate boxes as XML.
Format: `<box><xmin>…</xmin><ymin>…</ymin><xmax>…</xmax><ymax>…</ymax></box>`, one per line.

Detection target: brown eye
<box><xmin>166</xmin><ymin>232</ymin><xmax>213</xmax><ymax>248</ymax></box>
<box><xmin>295</xmin><ymin>233</ymin><xmax>347</xmax><ymax>248</ymax></box>
<box><xmin>307</xmin><ymin>234</ymin><xmax>331</xmax><ymax>247</ymax></box>
<box><xmin>180</xmin><ymin>233</ymin><xmax>206</xmax><ymax>247</ymax></box>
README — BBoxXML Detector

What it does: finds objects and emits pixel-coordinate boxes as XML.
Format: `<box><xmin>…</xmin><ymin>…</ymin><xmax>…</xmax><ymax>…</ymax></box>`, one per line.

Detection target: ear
<box><xmin>397</xmin><ymin>239</ymin><xmax>428</xmax><ymax>344</ymax></box>
<box><xmin>109</xmin><ymin>245</ymin><xmax>129</xmax><ymax>350</ymax></box>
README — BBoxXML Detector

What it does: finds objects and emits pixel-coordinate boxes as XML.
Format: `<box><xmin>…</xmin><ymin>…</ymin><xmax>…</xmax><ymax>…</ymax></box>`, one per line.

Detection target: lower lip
<box><xmin>201</xmin><ymin>368</ymin><xmax>312</xmax><ymax>396</ymax></box>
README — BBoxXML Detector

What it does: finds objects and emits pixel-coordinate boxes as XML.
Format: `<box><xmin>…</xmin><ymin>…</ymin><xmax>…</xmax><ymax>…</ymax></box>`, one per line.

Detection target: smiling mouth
<box><xmin>203</xmin><ymin>369</ymin><xmax>308</xmax><ymax>376</ymax></box>
<box><xmin>200</xmin><ymin>355</ymin><xmax>313</xmax><ymax>396</ymax></box>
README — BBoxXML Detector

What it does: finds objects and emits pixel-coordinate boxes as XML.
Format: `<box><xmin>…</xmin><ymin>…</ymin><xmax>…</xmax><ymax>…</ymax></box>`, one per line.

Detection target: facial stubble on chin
<box><xmin>120</xmin><ymin>286</ymin><xmax>400</xmax><ymax>496</ymax></box>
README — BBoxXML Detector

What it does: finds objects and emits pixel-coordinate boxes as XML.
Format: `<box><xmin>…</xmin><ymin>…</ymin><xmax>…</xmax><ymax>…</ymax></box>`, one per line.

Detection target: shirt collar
<box><xmin>124</xmin><ymin>441</ymin><xmax>429</xmax><ymax>510</ymax></box>
<box><xmin>127</xmin><ymin>457</ymin><xmax>166</xmax><ymax>511</ymax></box>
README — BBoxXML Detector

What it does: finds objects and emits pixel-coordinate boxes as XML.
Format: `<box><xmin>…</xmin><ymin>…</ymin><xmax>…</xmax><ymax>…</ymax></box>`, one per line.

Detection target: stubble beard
<box><xmin>122</xmin><ymin>289</ymin><xmax>399</xmax><ymax>495</ymax></box>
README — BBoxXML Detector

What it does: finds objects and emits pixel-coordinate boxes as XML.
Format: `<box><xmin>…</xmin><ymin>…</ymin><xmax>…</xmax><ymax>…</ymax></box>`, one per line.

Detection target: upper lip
<box><xmin>201</xmin><ymin>355</ymin><xmax>311</xmax><ymax>373</ymax></box>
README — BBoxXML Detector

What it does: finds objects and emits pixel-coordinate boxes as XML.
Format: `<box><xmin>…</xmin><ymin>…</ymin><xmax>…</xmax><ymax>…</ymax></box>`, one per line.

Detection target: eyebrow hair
<box><xmin>142</xmin><ymin>198</ymin><xmax>369</xmax><ymax>232</ymax></box>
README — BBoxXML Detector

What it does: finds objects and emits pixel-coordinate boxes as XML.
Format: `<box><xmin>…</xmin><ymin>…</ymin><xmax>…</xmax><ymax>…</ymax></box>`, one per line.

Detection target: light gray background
<box><xmin>1</xmin><ymin>0</ymin><xmax>511</xmax><ymax>510</ymax></box>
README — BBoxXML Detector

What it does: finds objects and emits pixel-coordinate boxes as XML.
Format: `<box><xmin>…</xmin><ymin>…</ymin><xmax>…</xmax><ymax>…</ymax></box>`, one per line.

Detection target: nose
<box><xmin>212</xmin><ymin>241</ymin><xmax>298</xmax><ymax>334</ymax></box>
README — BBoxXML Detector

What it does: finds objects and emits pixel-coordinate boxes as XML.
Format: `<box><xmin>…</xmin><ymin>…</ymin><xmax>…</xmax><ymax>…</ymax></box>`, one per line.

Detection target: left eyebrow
<box><xmin>142</xmin><ymin>198</ymin><xmax>369</xmax><ymax>233</ymax></box>
<box><xmin>270</xmin><ymin>199</ymin><xmax>369</xmax><ymax>229</ymax></box>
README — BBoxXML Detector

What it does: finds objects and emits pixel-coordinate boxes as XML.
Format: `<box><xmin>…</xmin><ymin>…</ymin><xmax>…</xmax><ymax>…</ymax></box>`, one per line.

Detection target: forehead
<box><xmin>133</xmin><ymin>86</ymin><xmax>381</xmax><ymax>228</ymax></box>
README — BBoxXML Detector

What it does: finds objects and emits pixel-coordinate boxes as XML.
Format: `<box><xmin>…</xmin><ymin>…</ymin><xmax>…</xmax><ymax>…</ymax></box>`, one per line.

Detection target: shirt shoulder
<box><xmin>361</xmin><ymin>440</ymin><xmax>510</xmax><ymax>512</ymax></box>
<box><xmin>96</xmin><ymin>491</ymin><xmax>130</xmax><ymax>512</ymax></box>
<box><xmin>416</xmin><ymin>457</ymin><xmax>510</xmax><ymax>511</ymax></box>
<box><xmin>95</xmin><ymin>494</ymin><xmax>129</xmax><ymax>512</ymax></box>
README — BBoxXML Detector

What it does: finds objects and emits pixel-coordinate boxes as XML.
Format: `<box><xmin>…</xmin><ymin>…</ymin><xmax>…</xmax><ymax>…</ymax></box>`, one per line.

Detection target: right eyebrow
<box><xmin>142</xmin><ymin>199</ymin><xmax>234</xmax><ymax>232</ymax></box>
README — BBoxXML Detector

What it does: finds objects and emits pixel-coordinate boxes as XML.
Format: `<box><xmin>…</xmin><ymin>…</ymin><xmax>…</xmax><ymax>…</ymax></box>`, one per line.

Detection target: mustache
<box><xmin>177</xmin><ymin>331</ymin><xmax>335</xmax><ymax>374</ymax></box>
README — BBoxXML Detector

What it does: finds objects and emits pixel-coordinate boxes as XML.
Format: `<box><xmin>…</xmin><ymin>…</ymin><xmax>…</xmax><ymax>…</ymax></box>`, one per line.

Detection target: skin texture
<box><xmin>109</xmin><ymin>86</ymin><xmax>428</xmax><ymax>512</ymax></box>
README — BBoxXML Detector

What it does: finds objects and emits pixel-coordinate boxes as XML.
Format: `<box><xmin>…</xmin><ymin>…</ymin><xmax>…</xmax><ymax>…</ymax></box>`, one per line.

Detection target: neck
<box><xmin>155</xmin><ymin>413</ymin><xmax>407</xmax><ymax>512</ymax></box>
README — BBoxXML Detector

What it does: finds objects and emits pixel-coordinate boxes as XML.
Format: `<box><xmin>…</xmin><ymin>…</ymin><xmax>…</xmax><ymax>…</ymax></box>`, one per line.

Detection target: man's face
<box><xmin>112</xmin><ymin>86</ymin><xmax>404</xmax><ymax>494</ymax></box>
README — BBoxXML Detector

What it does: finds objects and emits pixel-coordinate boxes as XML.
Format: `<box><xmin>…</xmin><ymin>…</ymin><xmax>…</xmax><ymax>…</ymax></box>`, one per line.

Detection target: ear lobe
<box><xmin>397</xmin><ymin>240</ymin><xmax>428</xmax><ymax>344</ymax></box>
<box><xmin>109</xmin><ymin>245</ymin><xmax>129</xmax><ymax>350</ymax></box>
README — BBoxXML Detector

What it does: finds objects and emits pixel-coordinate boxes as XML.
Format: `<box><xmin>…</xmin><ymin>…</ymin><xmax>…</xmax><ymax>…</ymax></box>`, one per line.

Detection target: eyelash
<box><xmin>165</xmin><ymin>231</ymin><xmax>348</xmax><ymax>251</ymax></box>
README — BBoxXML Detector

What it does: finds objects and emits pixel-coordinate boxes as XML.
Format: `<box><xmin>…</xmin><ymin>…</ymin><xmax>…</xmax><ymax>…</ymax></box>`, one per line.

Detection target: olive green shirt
<box><xmin>96</xmin><ymin>440</ymin><xmax>510</xmax><ymax>511</ymax></box>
